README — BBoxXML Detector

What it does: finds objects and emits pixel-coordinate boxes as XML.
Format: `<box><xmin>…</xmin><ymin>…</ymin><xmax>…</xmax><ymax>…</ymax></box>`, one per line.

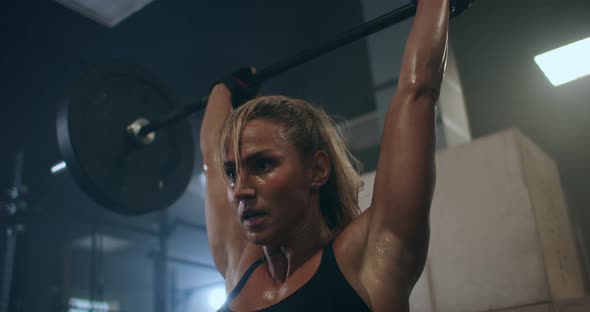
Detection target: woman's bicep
<box><xmin>368</xmin><ymin>90</ymin><xmax>436</xmax><ymax>255</ymax></box>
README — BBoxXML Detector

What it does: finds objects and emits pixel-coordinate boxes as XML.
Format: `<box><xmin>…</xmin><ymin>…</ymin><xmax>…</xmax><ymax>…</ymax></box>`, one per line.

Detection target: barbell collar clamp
<box><xmin>127</xmin><ymin>118</ymin><xmax>156</xmax><ymax>146</ymax></box>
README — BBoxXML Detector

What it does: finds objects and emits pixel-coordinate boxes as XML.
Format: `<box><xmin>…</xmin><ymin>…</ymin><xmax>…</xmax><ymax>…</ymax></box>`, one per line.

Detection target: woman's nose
<box><xmin>231</xmin><ymin>174</ymin><xmax>255</xmax><ymax>200</ymax></box>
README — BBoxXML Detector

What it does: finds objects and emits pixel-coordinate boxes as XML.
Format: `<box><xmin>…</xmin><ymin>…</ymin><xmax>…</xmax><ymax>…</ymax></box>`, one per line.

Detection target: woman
<box><xmin>200</xmin><ymin>0</ymin><xmax>449</xmax><ymax>310</ymax></box>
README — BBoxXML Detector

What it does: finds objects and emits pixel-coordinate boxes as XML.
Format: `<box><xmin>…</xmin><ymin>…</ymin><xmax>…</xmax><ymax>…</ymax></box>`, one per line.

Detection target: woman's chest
<box><xmin>228</xmin><ymin>252</ymin><xmax>322</xmax><ymax>311</ymax></box>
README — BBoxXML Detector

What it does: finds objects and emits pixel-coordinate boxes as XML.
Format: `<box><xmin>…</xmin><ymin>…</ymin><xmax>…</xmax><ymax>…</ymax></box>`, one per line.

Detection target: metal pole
<box><xmin>170</xmin><ymin>268</ymin><xmax>177</xmax><ymax>312</ymax></box>
<box><xmin>136</xmin><ymin>3</ymin><xmax>417</xmax><ymax>137</ymax></box>
<box><xmin>1</xmin><ymin>152</ymin><xmax>27</xmax><ymax>312</ymax></box>
<box><xmin>89</xmin><ymin>229</ymin><xmax>97</xmax><ymax>310</ymax></box>
<box><xmin>12</xmin><ymin>152</ymin><xmax>23</xmax><ymax>193</ymax></box>
<box><xmin>154</xmin><ymin>213</ymin><xmax>169</xmax><ymax>312</ymax></box>
<box><xmin>0</xmin><ymin>228</ymin><xmax>17</xmax><ymax>312</ymax></box>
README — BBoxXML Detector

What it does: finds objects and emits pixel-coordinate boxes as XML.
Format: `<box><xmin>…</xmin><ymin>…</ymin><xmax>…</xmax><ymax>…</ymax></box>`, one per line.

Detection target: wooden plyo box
<box><xmin>359</xmin><ymin>129</ymin><xmax>586</xmax><ymax>311</ymax></box>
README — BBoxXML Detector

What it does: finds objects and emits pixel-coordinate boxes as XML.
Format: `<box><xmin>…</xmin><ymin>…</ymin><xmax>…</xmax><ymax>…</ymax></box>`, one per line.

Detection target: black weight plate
<box><xmin>57</xmin><ymin>64</ymin><xmax>194</xmax><ymax>215</ymax></box>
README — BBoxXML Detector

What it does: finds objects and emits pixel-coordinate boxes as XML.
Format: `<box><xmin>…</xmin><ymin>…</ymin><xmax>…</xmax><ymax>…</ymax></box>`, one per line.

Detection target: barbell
<box><xmin>55</xmin><ymin>0</ymin><xmax>473</xmax><ymax>215</ymax></box>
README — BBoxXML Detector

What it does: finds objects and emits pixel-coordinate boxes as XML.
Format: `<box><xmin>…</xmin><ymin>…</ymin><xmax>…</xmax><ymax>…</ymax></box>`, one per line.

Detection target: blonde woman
<box><xmin>200</xmin><ymin>0</ymin><xmax>450</xmax><ymax>310</ymax></box>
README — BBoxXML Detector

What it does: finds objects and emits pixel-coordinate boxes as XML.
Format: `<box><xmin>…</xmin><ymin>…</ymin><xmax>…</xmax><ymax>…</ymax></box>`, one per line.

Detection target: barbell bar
<box><xmin>135</xmin><ymin>0</ymin><xmax>472</xmax><ymax>138</ymax></box>
<box><xmin>55</xmin><ymin>1</ymin><xmax>473</xmax><ymax>215</ymax></box>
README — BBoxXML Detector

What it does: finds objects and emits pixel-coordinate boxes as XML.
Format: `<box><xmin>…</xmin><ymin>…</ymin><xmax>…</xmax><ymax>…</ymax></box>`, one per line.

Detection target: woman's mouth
<box><xmin>241</xmin><ymin>211</ymin><xmax>268</xmax><ymax>228</ymax></box>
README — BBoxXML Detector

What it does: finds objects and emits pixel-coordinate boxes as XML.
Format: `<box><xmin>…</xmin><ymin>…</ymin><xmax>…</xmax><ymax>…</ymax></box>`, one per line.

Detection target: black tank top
<box><xmin>217</xmin><ymin>241</ymin><xmax>370</xmax><ymax>311</ymax></box>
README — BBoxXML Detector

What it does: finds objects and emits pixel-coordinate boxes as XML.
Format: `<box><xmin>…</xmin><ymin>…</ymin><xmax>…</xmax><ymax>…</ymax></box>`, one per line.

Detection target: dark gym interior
<box><xmin>1</xmin><ymin>0</ymin><xmax>590</xmax><ymax>311</ymax></box>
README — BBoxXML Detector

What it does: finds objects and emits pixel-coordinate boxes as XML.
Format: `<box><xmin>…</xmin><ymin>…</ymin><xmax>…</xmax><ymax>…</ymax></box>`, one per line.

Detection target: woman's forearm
<box><xmin>200</xmin><ymin>84</ymin><xmax>232</xmax><ymax>164</ymax></box>
<box><xmin>399</xmin><ymin>0</ymin><xmax>449</xmax><ymax>97</ymax></box>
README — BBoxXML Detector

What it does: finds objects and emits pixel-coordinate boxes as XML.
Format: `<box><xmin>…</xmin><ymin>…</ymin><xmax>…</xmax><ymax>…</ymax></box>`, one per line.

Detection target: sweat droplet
<box><xmin>263</xmin><ymin>289</ymin><xmax>276</xmax><ymax>301</ymax></box>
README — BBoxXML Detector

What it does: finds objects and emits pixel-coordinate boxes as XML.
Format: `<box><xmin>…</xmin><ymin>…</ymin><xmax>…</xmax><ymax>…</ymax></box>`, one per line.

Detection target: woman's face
<box><xmin>224</xmin><ymin>119</ymin><xmax>316</xmax><ymax>245</ymax></box>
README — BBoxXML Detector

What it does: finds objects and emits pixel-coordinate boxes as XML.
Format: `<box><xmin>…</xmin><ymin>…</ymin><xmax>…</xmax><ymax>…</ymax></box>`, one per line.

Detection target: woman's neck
<box><xmin>262</xmin><ymin>209</ymin><xmax>332</xmax><ymax>284</ymax></box>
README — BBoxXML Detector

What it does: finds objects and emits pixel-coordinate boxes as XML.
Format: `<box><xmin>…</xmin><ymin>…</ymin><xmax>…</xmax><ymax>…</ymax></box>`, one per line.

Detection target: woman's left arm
<box><xmin>365</xmin><ymin>0</ymin><xmax>449</xmax><ymax>285</ymax></box>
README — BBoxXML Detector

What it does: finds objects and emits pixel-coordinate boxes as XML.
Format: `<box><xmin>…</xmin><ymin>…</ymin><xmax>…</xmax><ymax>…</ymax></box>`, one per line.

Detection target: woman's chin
<box><xmin>245</xmin><ymin>230</ymin><xmax>277</xmax><ymax>246</ymax></box>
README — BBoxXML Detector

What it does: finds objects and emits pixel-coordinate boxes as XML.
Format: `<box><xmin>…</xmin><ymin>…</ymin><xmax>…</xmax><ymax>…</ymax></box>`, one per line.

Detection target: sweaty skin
<box><xmin>200</xmin><ymin>0</ymin><xmax>449</xmax><ymax>310</ymax></box>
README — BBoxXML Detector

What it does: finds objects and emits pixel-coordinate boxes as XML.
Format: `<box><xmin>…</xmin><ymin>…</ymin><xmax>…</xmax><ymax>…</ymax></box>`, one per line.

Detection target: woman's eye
<box><xmin>225</xmin><ymin>168</ymin><xmax>236</xmax><ymax>181</ymax></box>
<box><xmin>255</xmin><ymin>159</ymin><xmax>274</xmax><ymax>173</ymax></box>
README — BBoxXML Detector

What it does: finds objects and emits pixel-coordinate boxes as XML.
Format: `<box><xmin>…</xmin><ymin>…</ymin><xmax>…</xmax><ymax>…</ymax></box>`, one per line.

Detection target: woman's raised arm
<box><xmin>200</xmin><ymin>84</ymin><xmax>249</xmax><ymax>280</ymax></box>
<box><xmin>200</xmin><ymin>67</ymin><xmax>259</xmax><ymax>280</ymax></box>
<box><xmin>366</xmin><ymin>0</ymin><xmax>449</xmax><ymax>283</ymax></box>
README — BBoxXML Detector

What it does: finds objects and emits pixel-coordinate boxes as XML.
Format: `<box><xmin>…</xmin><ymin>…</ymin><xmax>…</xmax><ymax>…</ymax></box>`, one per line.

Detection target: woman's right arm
<box><xmin>200</xmin><ymin>84</ymin><xmax>248</xmax><ymax>279</ymax></box>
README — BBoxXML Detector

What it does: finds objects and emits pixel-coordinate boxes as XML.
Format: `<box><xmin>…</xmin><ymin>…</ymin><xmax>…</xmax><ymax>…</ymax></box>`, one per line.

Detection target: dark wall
<box><xmin>0</xmin><ymin>0</ymin><xmax>375</xmax><ymax>218</ymax></box>
<box><xmin>0</xmin><ymin>0</ymin><xmax>377</xmax><ymax>213</ymax></box>
<box><xmin>451</xmin><ymin>0</ymin><xmax>590</xmax><ymax>271</ymax></box>
<box><xmin>0</xmin><ymin>1</ymin><xmax>375</xmax><ymax>311</ymax></box>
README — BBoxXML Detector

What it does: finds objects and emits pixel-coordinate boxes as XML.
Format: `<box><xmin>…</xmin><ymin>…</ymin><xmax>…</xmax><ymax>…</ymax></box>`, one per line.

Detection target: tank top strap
<box><xmin>224</xmin><ymin>257</ymin><xmax>265</xmax><ymax>305</ymax></box>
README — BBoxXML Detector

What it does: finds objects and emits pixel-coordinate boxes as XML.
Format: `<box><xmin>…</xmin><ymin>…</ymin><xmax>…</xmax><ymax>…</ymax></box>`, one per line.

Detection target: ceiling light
<box><xmin>56</xmin><ymin>0</ymin><xmax>154</xmax><ymax>27</ymax></box>
<box><xmin>534</xmin><ymin>36</ymin><xmax>590</xmax><ymax>86</ymax></box>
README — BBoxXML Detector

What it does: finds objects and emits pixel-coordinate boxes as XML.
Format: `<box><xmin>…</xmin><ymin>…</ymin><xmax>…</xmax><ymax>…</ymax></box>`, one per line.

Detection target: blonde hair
<box><xmin>217</xmin><ymin>95</ymin><xmax>363</xmax><ymax>236</ymax></box>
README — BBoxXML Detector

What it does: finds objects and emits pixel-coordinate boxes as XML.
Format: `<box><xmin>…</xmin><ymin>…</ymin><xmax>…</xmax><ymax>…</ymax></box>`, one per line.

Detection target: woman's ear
<box><xmin>311</xmin><ymin>150</ymin><xmax>330</xmax><ymax>190</ymax></box>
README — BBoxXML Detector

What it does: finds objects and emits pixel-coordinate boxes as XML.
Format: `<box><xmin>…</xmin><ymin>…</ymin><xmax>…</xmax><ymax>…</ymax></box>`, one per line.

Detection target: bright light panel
<box><xmin>68</xmin><ymin>297</ymin><xmax>119</xmax><ymax>311</ymax></box>
<box><xmin>534</xmin><ymin>36</ymin><xmax>590</xmax><ymax>86</ymax></box>
<box><xmin>51</xmin><ymin>161</ymin><xmax>67</xmax><ymax>174</ymax></box>
<box><xmin>208</xmin><ymin>286</ymin><xmax>227</xmax><ymax>310</ymax></box>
